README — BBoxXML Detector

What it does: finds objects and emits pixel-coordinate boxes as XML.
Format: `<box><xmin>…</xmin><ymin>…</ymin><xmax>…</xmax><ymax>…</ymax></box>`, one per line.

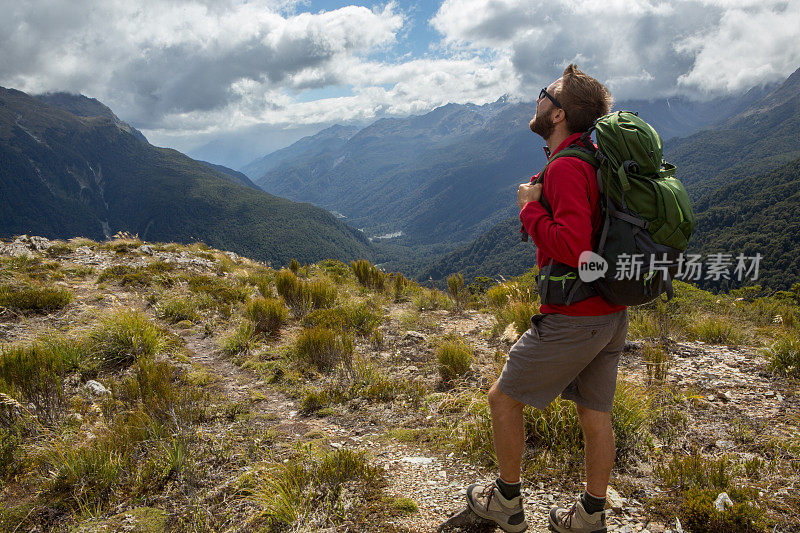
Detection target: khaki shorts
<box><xmin>497</xmin><ymin>309</ymin><xmax>628</xmax><ymax>412</ymax></box>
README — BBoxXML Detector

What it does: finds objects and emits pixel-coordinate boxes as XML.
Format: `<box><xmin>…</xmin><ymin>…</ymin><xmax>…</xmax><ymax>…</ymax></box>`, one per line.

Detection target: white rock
<box><xmin>84</xmin><ymin>380</ymin><xmax>110</xmax><ymax>395</ymax></box>
<box><xmin>713</xmin><ymin>492</ymin><xmax>733</xmax><ymax>511</ymax></box>
<box><xmin>402</xmin><ymin>331</ymin><xmax>427</xmax><ymax>343</ymax></box>
<box><xmin>605</xmin><ymin>486</ymin><xmax>625</xmax><ymax>513</ymax></box>
<box><xmin>138</xmin><ymin>244</ymin><xmax>154</xmax><ymax>255</ymax></box>
<box><xmin>76</xmin><ymin>246</ymin><xmax>93</xmax><ymax>255</ymax></box>
<box><xmin>400</xmin><ymin>456</ymin><xmax>435</xmax><ymax>465</ymax></box>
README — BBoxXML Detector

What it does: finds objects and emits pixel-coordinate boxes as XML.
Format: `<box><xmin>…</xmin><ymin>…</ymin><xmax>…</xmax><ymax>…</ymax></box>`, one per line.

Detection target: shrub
<box><xmin>275</xmin><ymin>270</ymin><xmax>337</xmax><ymax>317</ymax></box>
<box><xmin>447</xmin><ymin>273</ymin><xmax>468</xmax><ymax>310</ymax></box>
<box><xmin>289</xmin><ymin>258</ymin><xmax>301</xmax><ymax>274</ymax></box>
<box><xmin>686</xmin><ymin>315</ymin><xmax>747</xmax><ymax>345</ymax></box>
<box><xmin>156</xmin><ymin>295</ymin><xmax>200</xmax><ymax>324</ymax></box>
<box><xmin>656</xmin><ymin>452</ymin><xmax>764</xmax><ymax>533</ymax></box>
<box><xmin>0</xmin><ymin>342</ymin><xmax>66</xmax><ymax>425</ymax></box>
<box><xmin>245</xmin><ymin>298</ymin><xmax>288</xmax><ymax>336</ymax></box>
<box><xmin>437</xmin><ymin>338</ymin><xmax>473</xmax><ymax>382</ymax></box>
<box><xmin>389</xmin><ymin>272</ymin><xmax>409</xmax><ymax>302</ymax></box>
<box><xmin>88</xmin><ymin>309</ymin><xmax>169</xmax><ymax>368</ymax></box>
<box><xmin>351</xmin><ymin>259</ymin><xmax>385</xmax><ymax>291</ymax></box>
<box><xmin>493</xmin><ymin>299</ymin><xmax>537</xmax><ymax>336</ymax></box>
<box><xmin>220</xmin><ymin>321</ymin><xmax>257</xmax><ymax>357</ymax></box>
<box><xmin>485</xmin><ymin>284</ymin><xmax>511</xmax><ymax>308</ymax></box>
<box><xmin>764</xmin><ymin>333</ymin><xmax>800</xmax><ymax>376</ymax></box>
<box><xmin>412</xmin><ymin>288</ymin><xmax>452</xmax><ymax>311</ymax></box>
<box><xmin>302</xmin><ymin>302</ymin><xmax>382</xmax><ymax>336</ymax></box>
<box><xmin>250</xmin><ymin>447</ymin><xmax>383</xmax><ymax>528</ymax></box>
<box><xmin>294</xmin><ymin>327</ymin><xmax>353</xmax><ymax>372</ymax></box>
<box><xmin>301</xmin><ymin>388</ymin><xmax>331</xmax><ymax>414</ymax></box>
<box><xmin>0</xmin><ymin>283</ymin><xmax>73</xmax><ymax>314</ymax></box>
<box><xmin>644</xmin><ymin>345</ymin><xmax>670</xmax><ymax>384</ymax></box>
<box><xmin>186</xmin><ymin>274</ymin><xmax>249</xmax><ymax>304</ymax></box>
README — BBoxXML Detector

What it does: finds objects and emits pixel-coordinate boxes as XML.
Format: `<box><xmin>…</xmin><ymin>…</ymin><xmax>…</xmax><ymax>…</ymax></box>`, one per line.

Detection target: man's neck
<box><xmin>546</xmin><ymin>130</ymin><xmax>571</xmax><ymax>156</ymax></box>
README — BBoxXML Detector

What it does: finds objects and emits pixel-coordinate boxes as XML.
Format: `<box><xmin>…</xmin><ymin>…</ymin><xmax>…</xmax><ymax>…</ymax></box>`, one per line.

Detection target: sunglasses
<box><xmin>538</xmin><ymin>87</ymin><xmax>562</xmax><ymax>109</ymax></box>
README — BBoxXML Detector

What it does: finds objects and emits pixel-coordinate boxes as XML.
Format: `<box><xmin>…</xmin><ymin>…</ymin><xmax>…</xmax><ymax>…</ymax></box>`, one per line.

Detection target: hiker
<box><xmin>464</xmin><ymin>65</ymin><xmax>629</xmax><ymax>533</ymax></box>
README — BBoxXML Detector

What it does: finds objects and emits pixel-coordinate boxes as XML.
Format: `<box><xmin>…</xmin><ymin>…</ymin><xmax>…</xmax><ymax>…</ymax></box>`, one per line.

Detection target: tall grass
<box><xmin>0</xmin><ymin>341</ymin><xmax>68</xmax><ymax>426</ymax></box>
<box><xmin>88</xmin><ymin>309</ymin><xmax>170</xmax><ymax>369</ymax></box>
<box><xmin>351</xmin><ymin>259</ymin><xmax>385</xmax><ymax>291</ymax></box>
<box><xmin>294</xmin><ymin>327</ymin><xmax>353</xmax><ymax>372</ymax></box>
<box><xmin>302</xmin><ymin>301</ymin><xmax>383</xmax><ymax>336</ymax></box>
<box><xmin>437</xmin><ymin>338</ymin><xmax>474</xmax><ymax>382</ymax></box>
<box><xmin>764</xmin><ymin>333</ymin><xmax>800</xmax><ymax>376</ymax></box>
<box><xmin>275</xmin><ymin>269</ymin><xmax>337</xmax><ymax>317</ymax></box>
<box><xmin>0</xmin><ymin>283</ymin><xmax>73</xmax><ymax>314</ymax></box>
<box><xmin>245</xmin><ymin>297</ymin><xmax>288</xmax><ymax>336</ymax></box>
<box><xmin>447</xmin><ymin>273</ymin><xmax>469</xmax><ymax>311</ymax></box>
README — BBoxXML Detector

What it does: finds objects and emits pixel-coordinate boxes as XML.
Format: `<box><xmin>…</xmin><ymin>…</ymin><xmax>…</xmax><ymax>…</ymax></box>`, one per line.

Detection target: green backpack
<box><xmin>532</xmin><ymin>110</ymin><xmax>695</xmax><ymax>306</ymax></box>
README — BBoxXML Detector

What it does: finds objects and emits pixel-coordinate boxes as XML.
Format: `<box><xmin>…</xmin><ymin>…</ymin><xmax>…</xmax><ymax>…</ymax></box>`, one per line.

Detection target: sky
<box><xmin>2</xmin><ymin>0</ymin><xmax>800</xmax><ymax>167</ymax></box>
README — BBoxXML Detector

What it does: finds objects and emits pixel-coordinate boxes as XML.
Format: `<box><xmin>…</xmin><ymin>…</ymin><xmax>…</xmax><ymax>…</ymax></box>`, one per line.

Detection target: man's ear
<box><xmin>552</xmin><ymin>107</ymin><xmax>566</xmax><ymax>125</ymax></box>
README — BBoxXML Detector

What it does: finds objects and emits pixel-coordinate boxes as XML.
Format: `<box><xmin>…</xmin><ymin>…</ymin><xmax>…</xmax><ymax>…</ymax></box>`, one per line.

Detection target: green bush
<box><xmin>89</xmin><ymin>309</ymin><xmax>169</xmax><ymax>369</ymax></box>
<box><xmin>686</xmin><ymin>314</ymin><xmax>747</xmax><ymax>345</ymax></box>
<box><xmin>764</xmin><ymin>333</ymin><xmax>800</xmax><ymax>376</ymax></box>
<box><xmin>493</xmin><ymin>299</ymin><xmax>537</xmax><ymax>336</ymax></box>
<box><xmin>186</xmin><ymin>274</ymin><xmax>249</xmax><ymax>304</ymax></box>
<box><xmin>485</xmin><ymin>284</ymin><xmax>511</xmax><ymax>308</ymax></box>
<box><xmin>437</xmin><ymin>338</ymin><xmax>473</xmax><ymax>382</ymax></box>
<box><xmin>245</xmin><ymin>298</ymin><xmax>288</xmax><ymax>336</ymax></box>
<box><xmin>294</xmin><ymin>327</ymin><xmax>353</xmax><ymax>372</ymax></box>
<box><xmin>302</xmin><ymin>302</ymin><xmax>383</xmax><ymax>336</ymax></box>
<box><xmin>156</xmin><ymin>295</ymin><xmax>200</xmax><ymax>324</ymax></box>
<box><xmin>220</xmin><ymin>321</ymin><xmax>257</xmax><ymax>357</ymax></box>
<box><xmin>447</xmin><ymin>273</ymin><xmax>468</xmax><ymax>310</ymax></box>
<box><xmin>275</xmin><ymin>269</ymin><xmax>337</xmax><ymax>316</ymax></box>
<box><xmin>351</xmin><ymin>259</ymin><xmax>385</xmax><ymax>291</ymax></box>
<box><xmin>0</xmin><ymin>283</ymin><xmax>73</xmax><ymax>314</ymax></box>
<box><xmin>0</xmin><ymin>341</ymin><xmax>67</xmax><ymax>426</ymax></box>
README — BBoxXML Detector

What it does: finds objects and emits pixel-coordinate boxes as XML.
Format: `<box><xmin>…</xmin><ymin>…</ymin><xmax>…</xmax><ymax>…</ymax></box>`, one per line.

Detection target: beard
<box><xmin>529</xmin><ymin>108</ymin><xmax>555</xmax><ymax>140</ymax></box>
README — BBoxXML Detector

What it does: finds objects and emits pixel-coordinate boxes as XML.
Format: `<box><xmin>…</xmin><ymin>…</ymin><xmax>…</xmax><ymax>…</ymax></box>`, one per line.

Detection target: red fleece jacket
<box><xmin>520</xmin><ymin>133</ymin><xmax>627</xmax><ymax>316</ymax></box>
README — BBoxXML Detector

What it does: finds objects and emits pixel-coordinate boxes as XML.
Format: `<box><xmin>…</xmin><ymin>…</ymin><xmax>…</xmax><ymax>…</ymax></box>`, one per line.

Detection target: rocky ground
<box><xmin>1</xmin><ymin>235</ymin><xmax>798</xmax><ymax>533</ymax></box>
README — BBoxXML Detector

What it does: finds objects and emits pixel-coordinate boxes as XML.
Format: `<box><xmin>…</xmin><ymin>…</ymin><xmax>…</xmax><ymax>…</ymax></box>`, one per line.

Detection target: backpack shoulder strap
<box><xmin>533</xmin><ymin>144</ymin><xmax>600</xmax><ymax>215</ymax></box>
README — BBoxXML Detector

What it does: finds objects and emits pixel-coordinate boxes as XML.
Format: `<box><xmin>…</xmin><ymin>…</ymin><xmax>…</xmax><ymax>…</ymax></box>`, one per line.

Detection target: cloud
<box><xmin>1</xmin><ymin>0</ymin><xmax>798</xmax><ymax>164</ymax></box>
<box><xmin>431</xmin><ymin>0</ymin><xmax>800</xmax><ymax>99</ymax></box>
<box><xmin>0</xmin><ymin>1</ymin><xmax>404</xmax><ymax>126</ymax></box>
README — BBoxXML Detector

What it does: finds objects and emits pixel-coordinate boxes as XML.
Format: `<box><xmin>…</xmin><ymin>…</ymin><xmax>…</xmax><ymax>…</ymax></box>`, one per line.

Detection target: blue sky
<box><xmin>1</xmin><ymin>0</ymin><xmax>799</xmax><ymax>166</ymax></box>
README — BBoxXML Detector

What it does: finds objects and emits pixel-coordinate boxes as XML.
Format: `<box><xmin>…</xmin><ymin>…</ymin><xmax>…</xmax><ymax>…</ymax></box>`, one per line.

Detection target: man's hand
<box><xmin>517</xmin><ymin>182</ymin><xmax>543</xmax><ymax>211</ymax></box>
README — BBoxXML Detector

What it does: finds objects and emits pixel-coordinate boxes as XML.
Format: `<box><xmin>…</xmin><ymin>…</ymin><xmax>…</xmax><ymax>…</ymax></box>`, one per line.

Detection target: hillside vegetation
<box><xmin>0</xmin><ymin>87</ymin><xmax>373</xmax><ymax>266</ymax></box>
<box><xmin>1</xmin><ymin>234</ymin><xmax>798</xmax><ymax>532</ymax></box>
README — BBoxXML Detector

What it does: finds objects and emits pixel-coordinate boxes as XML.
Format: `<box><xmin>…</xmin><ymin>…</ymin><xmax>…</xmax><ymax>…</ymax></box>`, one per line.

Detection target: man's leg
<box><xmin>576</xmin><ymin>404</ymin><xmax>615</xmax><ymax>497</ymax></box>
<box><xmin>488</xmin><ymin>381</ymin><xmax>526</xmax><ymax>483</ymax></box>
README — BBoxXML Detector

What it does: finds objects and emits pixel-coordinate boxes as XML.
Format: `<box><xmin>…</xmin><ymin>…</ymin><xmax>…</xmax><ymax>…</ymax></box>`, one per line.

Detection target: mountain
<box><xmin>33</xmin><ymin>92</ymin><xmax>149</xmax><ymax>144</ymax></box>
<box><xmin>688</xmin><ymin>156</ymin><xmax>800</xmax><ymax>291</ymax></box>
<box><xmin>246</xmin><ymin>90</ymin><xmax>765</xmax><ymax>250</ymax></box>
<box><xmin>418</xmin><ymin>69</ymin><xmax>800</xmax><ymax>290</ymax></box>
<box><xmin>241</xmin><ymin>124</ymin><xmax>360</xmax><ymax>182</ymax></box>
<box><xmin>0</xmin><ymin>87</ymin><xmax>373</xmax><ymax>265</ymax></box>
<box><xmin>416</xmin><ymin>217</ymin><xmax>534</xmax><ymax>283</ymax></box>
<box><xmin>196</xmin><ymin>161</ymin><xmax>259</xmax><ymax>189</ymax></box>
<box><xmin>665</xmin><ymin>67</ymin><xmax>800</xmax><ymax>200</ymax></box>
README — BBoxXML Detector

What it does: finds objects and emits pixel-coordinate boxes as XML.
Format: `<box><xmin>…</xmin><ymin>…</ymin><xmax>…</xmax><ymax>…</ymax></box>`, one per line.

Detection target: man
<box><xmin>465</xmin><ymin>65</ymin><xmax>629</xmax><ymax>533</ymax></box>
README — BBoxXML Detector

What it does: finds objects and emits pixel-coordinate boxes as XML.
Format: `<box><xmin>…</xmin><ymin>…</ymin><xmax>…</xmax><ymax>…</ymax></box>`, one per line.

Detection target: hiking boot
<box><xmin>465</xmin><ymin>481</ymin><xmax>528</xmax><ymax>532</ymax></box>
<box><xmin>548</xmin><ymin>498</ymin><xmax>606</xmax><ymax>533</ymax></box>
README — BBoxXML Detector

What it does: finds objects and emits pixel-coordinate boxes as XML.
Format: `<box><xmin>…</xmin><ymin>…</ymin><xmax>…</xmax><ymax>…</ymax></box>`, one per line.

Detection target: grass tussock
<box><xmin>88</xmin><ymin>309</ymin><xmax>171</xmax><ymax>369</ymax></box>
<box><xmin>0</xmin><ymin>283</ymin><xmax>73</xmax><ymax>314</ymax></box>
<box><xmin>447</xmin><ymin>273</ymin><xmax>469</xmax><ymax>310</ymax></box>
<box><xmin>245</xmin><ymin>297</ymin><xmax>289</xmax><ymax>336</ymax></box>
<box><xmin>155</xmin><ymin>294</ymin><xmax>201</xmax><ymax>324</ymax></box>
<box><xmin>220</xmin><ymin>321</ymin><xmax>258</xmax><ymax>357</ymax></box>
<box><xmin>685</xmin><ymin>314</ymin><xmax>747</xmax><ymax>345</ymax></box>
<box><xmin>351</xmin><ymin>259</ymin><xmax>385</xmax><ymax>291</ymax></box>
<box><xmin>275</xmin><ymin>269</ymin><xmax>337</xmax><ymax>317</ymax></box>
<box><xmin>294</xmin><ymin>327</ymin><xmax>353</xmax><ymax>373</ymax></box>
<box><xmin>97</xmin><ymin>261</ymin><xmax>175</xmax><ymax>287</ymax></box>
<box><xmin>655</xmin><ymin>452</ymin><xmax>764</xmax><ymax>532</ymax></box>
<box><xmin>764</xmin><ymin>333</ymin><xmax>800</xmax><ymax>376</ymax></box>
<box><xmin>301</xmin><ymin>301</ymin><xmax>383</xmax><ymax>337</ymax></box>
<box><xmin>436</xmin><ymin>337</ymin><xmax>474</xmax><ymax>382</ymax></box>
<box><xmin>245</xmin><ymin>446</ymin><xmax>385</xmax><ymax>529</ymax></box>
